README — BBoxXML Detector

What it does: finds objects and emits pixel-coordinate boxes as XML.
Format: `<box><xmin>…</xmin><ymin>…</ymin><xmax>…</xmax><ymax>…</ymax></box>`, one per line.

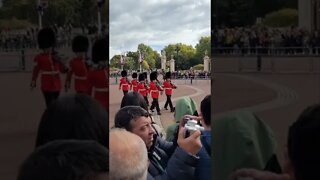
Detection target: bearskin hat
<box><xmin>72</xmin><ymin>35</ymin><xmax>89</xmax><ymax>53</ymax></box>
<box><xmin>143</xmin><ymin>72</ymin><xmax>148</xmax><ymax>80</ymax></box>
<box><xmin>37</xmin><ymin>28</ymin><xmax>56</xmax><ymax>49</ymax></box>
<box><xmin>150</xmin><ymin>71</ymin><xmax>157</xmax><ymax>81</ymax></box>
<box><xmin>91</xmin><ymin>37</ymin><xmax>108</xmax><ymax>64</ymax></box>
<box><xmin>132</xmin><ymin>72</ymin><xmax>137</xmax><ymax>79</ymax></box>
<box><xmin>138</xmin><ymin>73</ymin><xmax>145</xmax><ymax>82</ymax></box>
<box><xmin>121</xmin><ymin>70</ymin><xmax>127</xmax><ymax>77</ymax></box>
<box><xmin>165</xmin><ymin>72</ymin><xmax>171</xmax><ymax>80</ymax></box>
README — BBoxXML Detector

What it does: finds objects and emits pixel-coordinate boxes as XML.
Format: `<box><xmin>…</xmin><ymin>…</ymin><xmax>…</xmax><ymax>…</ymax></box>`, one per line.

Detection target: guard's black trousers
<box><xmin>164</xmin><ymin>95</ymin><xmax>174</xmax><ymax>111</ymax></box>
<box><xmin>150</xmin><ymin>98</ymin><xmax>160</xmax><ymax>113</ymax></box>
<box><xmin>43</xmin><ymin>91</ymin><xmax>60</xmax><ymax>107</ymax></box>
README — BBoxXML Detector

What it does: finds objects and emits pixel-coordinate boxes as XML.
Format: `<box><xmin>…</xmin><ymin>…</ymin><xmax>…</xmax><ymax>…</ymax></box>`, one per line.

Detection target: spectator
<box><xmin>120</xmin><ymin>91</ymin><xmax>164</xmax><ymax>137</ymax></box>
<box><xmin>229</xmin><ymin>104</ymin><xmax>320</xmax><ymax>180</ymax></box>
<box><xmin>35</xmin><ymin>93</ymin><xmax>109</xmax><ymax>148</ymax></box>
<box><xmin>212</xmin><ymin>111</ymin><xmax>281</xmax><ymax>180</ymax></box>
<box><xmin>17</xmin><ymin>140</ymin><xmax>108</xmax><ymax>180</ymax></box>
<box><xmin>114</xmin><ymin>106</ymin><xmax>202</xmax><ymax>180</ymax></box>
<box><xmin>166</xmin><ymin>96</ymin><xmax>198</xmax><ymax>142</ymax></box>
<box><xmin>110</xmin><ymin>128</ymin><xmax>148</xmax><ymax>180</ymax></box>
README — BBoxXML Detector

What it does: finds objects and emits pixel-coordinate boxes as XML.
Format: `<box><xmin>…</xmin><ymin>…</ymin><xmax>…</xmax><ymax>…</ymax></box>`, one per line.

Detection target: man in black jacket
<box><xmin>114</xmin><ymin>106</ymin><xmax>202</xmax><ymax>180</ymax></box>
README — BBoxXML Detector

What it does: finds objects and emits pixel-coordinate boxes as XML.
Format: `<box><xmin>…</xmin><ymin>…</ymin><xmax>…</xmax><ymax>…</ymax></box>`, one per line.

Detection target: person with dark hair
<box><xmin>119</xmin><ymin>70</ymin><xmax>130</xmax><ymax>95</ymax></box>
<box><xmin>18</xmin><ymin>140</ymin><xmax>108</xmax><ymax>180</ymax></box>
<box><xmin>30</xmin><ymin>28</ymin><xmax>67</xmax><ymax>107</ymax></box>
<box><xmin>162</xmin><ymin>72</ymin><xmax>176</xmax><ymax>112</ymax></box>
<box><xmin>35</xmin><ymin>93</ymin><xmax>109</xmax><ymax>149</ymax></box>
<box><xmin>286</xmin><ymin>103</ymin><xmax>320</xmax><ymax>180</ymax></box>
<box><xmin>65</xmin><ymin>35</ymin><xmax>90</xmax><ymax>94</ymax></box>
<box><xmin>120</xmin><ymin>91</ymin><xmax>164</xmax><ymax>137</ymax></box>
<box><xmin>130</xmin><ymin>72</ymin><xmax>138</xmax><ymax>92</ymax></box>
<box><xmin>149</xmin><ymin>71</ymin><xmax>163</xmax><ymax>115</ymax></box>
<box><xmin>114</xmin><ymin>106</ymin><xmax>202</xmax><ymax>180</ymax></box>
<box><xmin>87</xmin><ymin>37</ymin><xmax>108</xmax><ymax>111</ymax></box>
<box><xmin>195</xmin><ymin>95</ymin><xmax>212</xmax><ymax>180</ymax></box>
<box><xmin>120</xmin><ymin>91</ymin><xmax>148</xmax><ymax>111</ymax></box>
<box><xmin>137</xmin><ymin>73</ymin><xmax>149</xmax><ymax>106</ymax></box>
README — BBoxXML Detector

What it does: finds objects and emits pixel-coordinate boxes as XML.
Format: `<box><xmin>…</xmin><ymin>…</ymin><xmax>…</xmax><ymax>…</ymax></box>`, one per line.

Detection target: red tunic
<box><xmin>31</xmin><ymin>53</ymin><xmax>64</xmax><ymax>92</ymax></box>
<box><xmin>87</xmin><ymin>67</ymin><xmax>108</xmax><ymax>111</ymax></box>
<box><xmin>162</xmin><ymin>80</ymin><xmax>176</xmax><ymax>95</ymax></box>
<box><xmin>65</xmin><ymin>57</ymin><xmax>89</xmax><ymax>93</ymax></box>
<box><xmin>130</xmin><ymin>79</ymin><xmax>138</xmax><ymax>92</ymax></box>
<box><xmin>149</xmin><ymin>81</ymin><xmax>160</xmax><ymax>99</ymax></box>
<box><xmin>119</xmin><ymin>77</ymin><xmax>130</xmax><ymax>91</ymax></box>
<box><xmin>137</xmin><ymin>81</ymin><xmax>148</xmax><ymax>97</ymax></box>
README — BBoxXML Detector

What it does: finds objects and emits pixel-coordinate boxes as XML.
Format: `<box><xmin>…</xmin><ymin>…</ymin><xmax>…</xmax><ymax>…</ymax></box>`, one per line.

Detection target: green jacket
<box><xmin>165</xmin><ymin>96</ymin><xmax>198</xmax><ymax>141</ymax></box>
<box><xmin>212</xmin><ymin>111</ymin><xmax>280</xmax><ymax>180</ymax></box>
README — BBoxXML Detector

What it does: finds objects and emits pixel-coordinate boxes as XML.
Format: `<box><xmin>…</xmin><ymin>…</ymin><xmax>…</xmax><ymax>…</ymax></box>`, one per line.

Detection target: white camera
<box><xmin>184</xmin><ymin>119</ymin><xmax>204</xmax><ymax>137</ymax></box>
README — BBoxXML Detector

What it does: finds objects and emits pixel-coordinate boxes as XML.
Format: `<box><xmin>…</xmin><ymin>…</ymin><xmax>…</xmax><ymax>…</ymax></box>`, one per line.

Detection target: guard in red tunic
<box><xmin>137</xmin><ymin>73</ymin><xmax>149</xmax><ymax>106</ymax></box>
<box><xmin>130</xmin><ymin>72</ymin><xmax>138</xmax><ymax>92</ymax></box>
<box><xmin>119</xmin><ymin>70</ymin><xmax>130</xmax><ymax>95</ymax></box>
<box><xmin>30</xmin><ymin>28</ymin><xmax>67</xmax><ymax>107</ymax></box>
<box><xmin>65</xmin><ymin>35</ymin><xmax>90</xmax><ymax>94</ymax></box>
<box><xmin>162</xmin><ymin>72</ymin><xmax>177</xmax><ymax>112</ymax></box>
<box><xmin>87</xmin><ymin>38</ymin><xmax>108</xmax><ymax>112</ymax></box>
<box><xmin>149</xmin><ymin>71</ymin><xmax>163</xmax><ymax>115</ymax></box>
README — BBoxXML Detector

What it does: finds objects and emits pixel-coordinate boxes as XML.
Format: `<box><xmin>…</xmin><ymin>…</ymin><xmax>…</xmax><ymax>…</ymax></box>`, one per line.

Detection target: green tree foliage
<box><xmin>137</xmin><ymin>43</ymin><xmax>158</xmax><ymax>69</ymax></box>
<box><xmin>163</xmin><ymin>43</ymin><xmax>196</xmax><ymax>70</ymax></box>
<box><xmin>193</xmin><ymin>64</ymin><xmax>204</xmax><ymax>70</ymax></box>
<box><xmin>263</xmin><ymin>8</ymin><xmax>298</xmax><ymax>27</ymax></box>
<box><xmin>195</xmin><ymin>36</ymin><xmax>210</xmax><ymax>60</ymax></box>
<box><xmin>0</xmin><ymin>0</ymin><xmax>100</xmax><ymax>28</ymax></box>
<box><xmin>215</xmin><ymin>0</ymin><xmax>294</xmax><ymax>27</ymax></box>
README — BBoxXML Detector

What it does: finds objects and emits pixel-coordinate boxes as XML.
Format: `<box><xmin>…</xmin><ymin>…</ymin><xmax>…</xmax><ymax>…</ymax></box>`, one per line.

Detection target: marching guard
<box><xmin>163</xmin><ymin>72</ymin><xmax>177</xmax><ymax>112</ymax></box>
<box><xmin>65</xmin><ymin>35</ymin><xmax>90</xmax><ymax>94</ymax></box>
<box><xmin>149</xmin><ymin>71</ymin><xmax>163</xmax><ymax>115</ymax></box>
<box><xmin>137</xmin><ymin>73</ymin><xmax>149</xmax><ymax>106</ymax></box>
<box><xmin>87</xmin><ymin>38</ymin><xmax>109</xmax><ymax>112</ymax></box>
<box><xmin>130</xmin><ymin>72</ymin><xmax>138</xmax><ymax>92</ymax></box>
<box><xmin>119</xmin><ymin>70</ymin><xmax>130</xmax><ymax>95</ymax></box>
<box><xmin>30</xmin><ymin>28</ymin><xmax>67</xmax><ymax>107</ymax></box>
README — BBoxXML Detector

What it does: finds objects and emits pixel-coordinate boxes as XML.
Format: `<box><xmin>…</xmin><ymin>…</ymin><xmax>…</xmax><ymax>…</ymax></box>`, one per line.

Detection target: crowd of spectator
<box><xmin>0</xmin><ymin>24</ymin><xmax>107</xmax><ymax>52</ymax></box>
<box><xmin>213</xmin><ymin>26</ymin><xmax>320</xmax><ymax>55</ymax></box>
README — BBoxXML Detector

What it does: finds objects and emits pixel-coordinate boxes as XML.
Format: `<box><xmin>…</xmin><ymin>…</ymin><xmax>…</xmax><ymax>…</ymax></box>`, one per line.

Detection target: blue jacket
<box><xmin>195</xmin><ymin>130</ymin><xmax>212</xmax><ymax>180</ymax></box>
<box><xmin>147</xmin><ymin>135</ymin><xmax>199</xmax><ymax>180</ymax></box>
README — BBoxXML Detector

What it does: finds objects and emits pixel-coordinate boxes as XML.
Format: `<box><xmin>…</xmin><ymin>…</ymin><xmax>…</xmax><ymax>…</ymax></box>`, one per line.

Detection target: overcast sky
<box><xmin>109</xmin><ymin>0</ymin><xmax>211</xmax><ymax>59</ymax></box>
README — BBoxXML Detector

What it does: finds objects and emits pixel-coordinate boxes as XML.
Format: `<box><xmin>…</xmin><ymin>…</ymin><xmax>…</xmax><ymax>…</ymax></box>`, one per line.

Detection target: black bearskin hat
<box><xmin>91</xmin><ymin>37</ymin><xmax>108</xmax><ymax>64</ymax></box>
<box><xmin>37</xmin><ymin>28</ymin><xmax>56</xmax><ymax>49</ymax></box>
<box><xmin>165</xmin><ymin>72</ymin><xmax>171</xmax><ymax>79</ymax></box>
<box><xmin>143</xmin><ymin>72</ymin><xmax>148</xmax><ymax>80</ymax></box>
<box><xmin>150</xmin><ymin>71</ymin><xmax>157</xmax><ymax>81</ymax></box>
<box><xmin>138</xmin><ymin>73</ymin><xmax>145</xmax><ymax>81</ymax></box>
<box><xmin>72</xmin><ymin>35</ymin><xmax>89</xmax><ymax>53</ymax></box>
<box><xmin>132</xmin><ymin>72</ymin><xmax>137</xmax><ymax>79</ymax></box>
<box><xmin>121</xmin><ymin>70</ymin><xmax>127</xmax><ymax>77</ymax></box>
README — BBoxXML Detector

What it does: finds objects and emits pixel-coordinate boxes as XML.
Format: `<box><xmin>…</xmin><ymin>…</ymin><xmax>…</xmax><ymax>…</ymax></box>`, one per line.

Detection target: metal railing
<box><xmin>212</xmin><ymin>47</ymin><xmax>320</xmax><ymax>56</ymax></box>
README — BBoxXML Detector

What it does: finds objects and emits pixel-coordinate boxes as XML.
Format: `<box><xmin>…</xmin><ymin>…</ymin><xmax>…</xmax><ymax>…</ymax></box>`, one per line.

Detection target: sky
<box><xmin>109</xmin><ymin>0</ymin><xmax>211</xmax><ymax>59</ymax></box>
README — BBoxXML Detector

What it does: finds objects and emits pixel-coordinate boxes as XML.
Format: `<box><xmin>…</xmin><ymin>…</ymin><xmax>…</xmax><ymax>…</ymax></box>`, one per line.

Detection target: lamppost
<box><xmin>175</xmin><ymin>46</ymin><xmax>180</xmax><ymax>71</ymax></box>
<box><xmin>138</xmin><ymin>50</ymin><xmax>145</xmax><ymax>72</ymax></box>
<box><xmin>120</xmin><ymin>53</ymin><xmax>125</xmax><ymax>71</ymax></box>
<box><xmin>97</xmin><ymin>0</ymin><xmax>105</xmax><ymax>36</ymax></box>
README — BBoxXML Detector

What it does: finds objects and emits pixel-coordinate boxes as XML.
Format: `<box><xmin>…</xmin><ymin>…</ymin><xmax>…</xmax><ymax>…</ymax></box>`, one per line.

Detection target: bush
<box><xmin>263</xmin><ymin>8</ymin><xmax>298</xmax><ymax>27</ymax></box>
<box><xmin>193</xmin><ymin>64</ymin><xmax>204</xmax><ymax>70</ymax></box>
<box><xmin>0</xmin><ymin>17</ymin><xmax>34</xmax><ymax>29</ymax></box>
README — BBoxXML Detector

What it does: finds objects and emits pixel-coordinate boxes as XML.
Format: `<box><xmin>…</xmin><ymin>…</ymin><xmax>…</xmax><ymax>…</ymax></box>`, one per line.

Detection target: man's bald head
<box><xmin>109</xmin><ymin>128</ymin><xmax>148</xmax><ymax>180</ymax></box>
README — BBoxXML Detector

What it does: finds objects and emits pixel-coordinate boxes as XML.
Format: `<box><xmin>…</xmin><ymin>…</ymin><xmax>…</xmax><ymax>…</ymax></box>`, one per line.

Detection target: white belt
<box><xmin>42</xmin><ymin>71</ymin><xmax>59</xmax><ymax>75</ymax></box>
<box><xmin>150</xmin><ymin>90</ymin><xmax>158</xmax><ymax>93</ymax></box>
<box><xmin>74</xmin><ymin>75</ymin><xmax>87</xmax><ymax>80</ymax></box>
<box><xmin>94</xmin><ymin>87</ymin><xmax>108</xmax><ymax>92</ymax></box>
<box><xmin>163</xmin><ymin>88</ymin><xmax>172</xmax><ymax>90</ymax></box>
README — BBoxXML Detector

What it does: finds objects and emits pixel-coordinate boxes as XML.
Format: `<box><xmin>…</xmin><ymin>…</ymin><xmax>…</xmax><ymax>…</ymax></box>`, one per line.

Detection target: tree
<box><xmin>163</xmin><ymin>43</ymin><xmax>196</xmax><ymax>70</ymax></box>
<box><xmin>195</xmin><ymin>36</ymin><xmax>211</xmax><ymax>61</ymax></box>
<box><xmin>137</xmin><ymin>43</ymin><xmax>159</xmax><ymax>69</ymax></box>
<box><xmin>263</xmin><ymin>8</ymin><xmax>298</xmax><ymax>27</ymax></box>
